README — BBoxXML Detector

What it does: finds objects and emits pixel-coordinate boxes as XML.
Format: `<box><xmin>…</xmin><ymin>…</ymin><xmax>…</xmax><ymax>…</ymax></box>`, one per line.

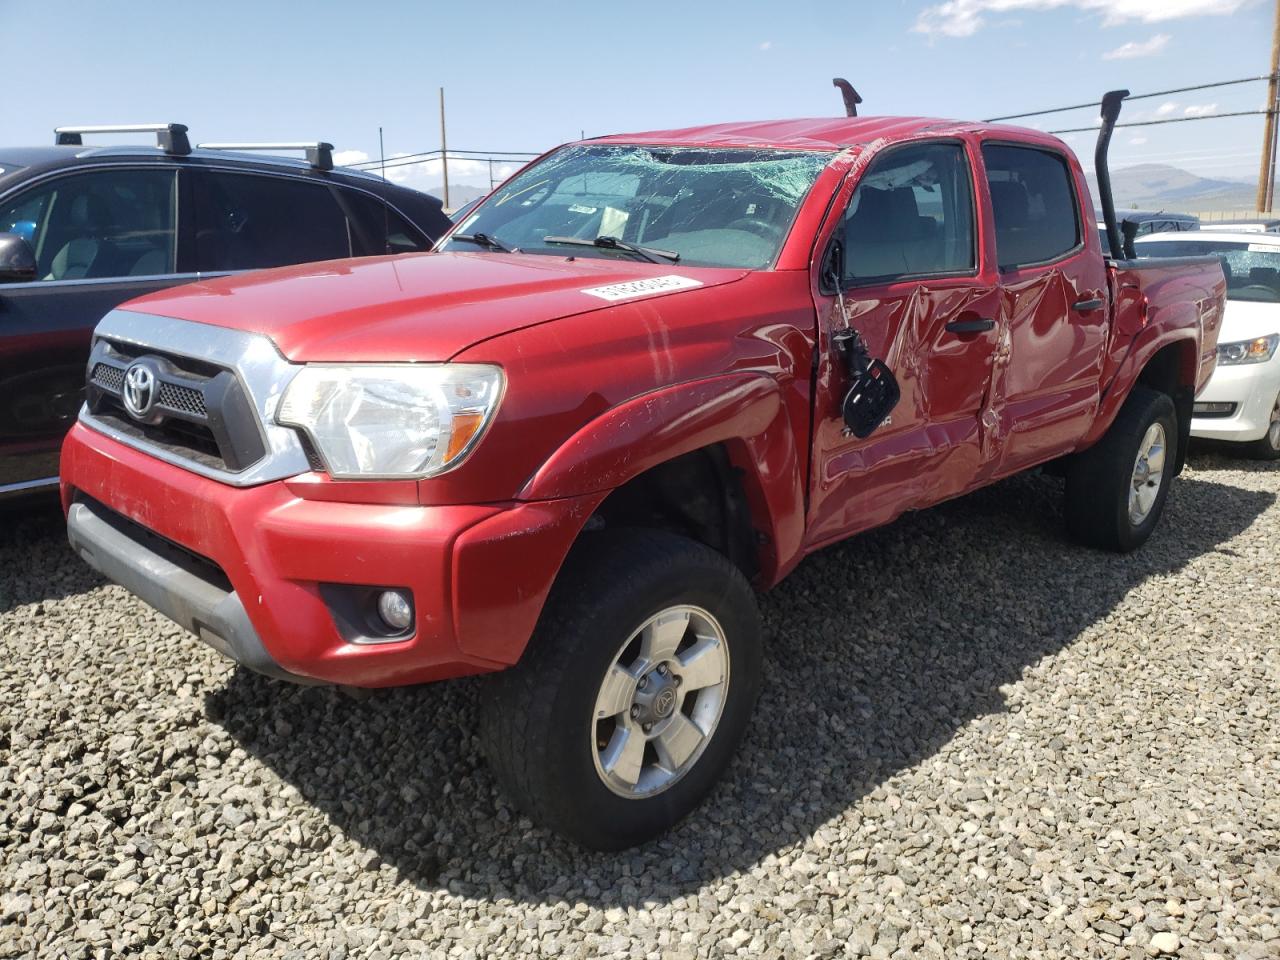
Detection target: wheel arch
<box><xmin>519</xmin><ymin>372</ymin><xmax>807</xmax><ymax>586</ymax></box>
<box><xmin>1087</xmin><ymin>333</ymin><xmax>1200</xmax><ymax>475</ymax></box>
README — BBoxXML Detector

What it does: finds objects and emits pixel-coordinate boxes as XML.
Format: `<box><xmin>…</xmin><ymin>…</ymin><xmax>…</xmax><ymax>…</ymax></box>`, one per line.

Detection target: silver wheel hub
<box><xmin>1129</xmin><ymin>422</ymin><xmax>1167</xmax><ymax>526</ymax></box>
<box><xmin>591</xmin><ymin>605</ymin><xmax>730</xmax><ymax>799</ymax></box>
<box><xmin>1268</xmin><ymin>396</ymin><xmax>1280</xmax><ymax>449</ymax></box>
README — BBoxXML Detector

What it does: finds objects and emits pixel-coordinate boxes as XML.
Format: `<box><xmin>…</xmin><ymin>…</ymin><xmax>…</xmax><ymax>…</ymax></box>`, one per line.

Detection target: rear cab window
<box><xmin>981</xmin><ymin>143</ymin><xmax>1082</xmax><ymax>271</ymax></box>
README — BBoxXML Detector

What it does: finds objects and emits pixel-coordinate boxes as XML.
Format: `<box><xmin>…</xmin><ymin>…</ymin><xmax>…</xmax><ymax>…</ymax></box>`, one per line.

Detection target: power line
<box><xmin>985</xmin><ymin>74</ymin><xmax>1276</xmax><ymax>123</ymax></box>
<box><xmin>1049</xmin><ymin>110</ymin><xmax>1268</xmax><ymax>135</ymax></box>
<box><xmin>349</xmin><ymin>154</ymin><xmax>534</xmax><ymax>175</ymax></box>
<box><xmin>347</xmin><ymin>148</ymin><xmax>539</xmax><ymax>168</ymax></box>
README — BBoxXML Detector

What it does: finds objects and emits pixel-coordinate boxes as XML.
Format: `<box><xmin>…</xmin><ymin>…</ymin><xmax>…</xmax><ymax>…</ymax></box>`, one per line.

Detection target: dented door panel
<box><xmin>807</xmin><ymin>278</ymin><xmax>1001</xmax><ymax>547</ymax></box>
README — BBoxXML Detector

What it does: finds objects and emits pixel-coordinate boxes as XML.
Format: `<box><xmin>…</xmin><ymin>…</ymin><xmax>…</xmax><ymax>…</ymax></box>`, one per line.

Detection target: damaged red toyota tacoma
<box><xmin>61</xmin><ymin>91</ymin><xmax>1224</xmax><ymax>849</ymax></box>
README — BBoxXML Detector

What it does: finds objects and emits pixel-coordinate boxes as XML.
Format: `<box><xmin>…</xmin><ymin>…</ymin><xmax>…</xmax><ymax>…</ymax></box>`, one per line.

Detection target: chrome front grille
<box><xmin>79</xmin><ymin>310</ymin><xmax>312</xmax><ymax>487</ymax></box>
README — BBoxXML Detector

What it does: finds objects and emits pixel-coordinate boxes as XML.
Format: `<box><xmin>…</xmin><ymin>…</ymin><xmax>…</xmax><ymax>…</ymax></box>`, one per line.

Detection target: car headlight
<box><xmin>277</xmin><ymin>364</ymin><xmax>504</xmax><ymax>479</ymax></box>
<box><xmin>1218</xmin><ymin>333</ymin><xmax>1279</xmax><ymax>365</ymax></box>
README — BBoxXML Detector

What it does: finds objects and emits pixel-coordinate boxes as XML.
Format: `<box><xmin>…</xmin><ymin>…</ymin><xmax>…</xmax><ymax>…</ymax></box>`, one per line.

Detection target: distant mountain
<box><xmin>1087</xmin><ymin>163</ymin><xmax>1257</xmax><ymax>214</ymax></box>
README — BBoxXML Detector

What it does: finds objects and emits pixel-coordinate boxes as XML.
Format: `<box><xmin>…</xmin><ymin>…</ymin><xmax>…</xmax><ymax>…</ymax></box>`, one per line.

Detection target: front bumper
<box><xmin>61</xmin><ymin>422</ymin><xmax>598</xmax><ymax>686</ymax></box>
<box><xmin>1190</xmin><ymin>354</ymin><xmax>1280</xmax><ymax>443</ymax></box>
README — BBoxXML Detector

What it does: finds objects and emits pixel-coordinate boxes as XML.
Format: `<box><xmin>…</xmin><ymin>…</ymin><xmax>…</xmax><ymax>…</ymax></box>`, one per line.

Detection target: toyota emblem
<box><xmin>122</xmin><ymin>361</ymin><xmax>158</xmax><ymax>419</ymax></box>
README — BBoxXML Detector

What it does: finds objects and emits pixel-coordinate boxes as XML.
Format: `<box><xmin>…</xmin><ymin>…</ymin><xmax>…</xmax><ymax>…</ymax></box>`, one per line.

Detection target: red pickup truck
<box><xmin>60</xmin><ymin>91</ymin><xmax>1224</xmax><ymax>849</ymax></box>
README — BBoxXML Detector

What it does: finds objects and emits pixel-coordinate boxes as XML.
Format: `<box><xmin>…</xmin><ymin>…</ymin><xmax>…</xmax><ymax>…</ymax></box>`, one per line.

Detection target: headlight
<box><xmin>277</xmin><ymin>364</ymin><xmax>504</xmax><ymax>479</ymax></box>
<box><xmin>1218</xmin><ymin>333</ymin><xmax>1279</xmax><ymax>365</ymax></box>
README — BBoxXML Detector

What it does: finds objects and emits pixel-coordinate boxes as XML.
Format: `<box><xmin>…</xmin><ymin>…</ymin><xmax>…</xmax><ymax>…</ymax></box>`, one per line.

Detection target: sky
<box><xmin>1</xmin><ymin>0</ymin><xmax>1274</xmax><ymax>195</ymax></box>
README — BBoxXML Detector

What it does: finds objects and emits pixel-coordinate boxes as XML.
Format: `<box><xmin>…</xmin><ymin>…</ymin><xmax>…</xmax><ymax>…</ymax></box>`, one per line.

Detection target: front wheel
<box><xmin>479</xmin><ymin>529</ymin><xmax>762</xmax><ymax>850</ymax></box>
<box><xmin>1065</xmin><ymin>386</ymin><xmax>1178</xmax><ymax>552</ymax></box>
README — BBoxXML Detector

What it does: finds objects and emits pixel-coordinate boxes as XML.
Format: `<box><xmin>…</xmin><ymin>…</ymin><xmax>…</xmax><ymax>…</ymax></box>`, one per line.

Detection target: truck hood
<box><xmin>123</xmin><ymin>252</ymin><xmax>748</xmax><ymax>362</ymax></box>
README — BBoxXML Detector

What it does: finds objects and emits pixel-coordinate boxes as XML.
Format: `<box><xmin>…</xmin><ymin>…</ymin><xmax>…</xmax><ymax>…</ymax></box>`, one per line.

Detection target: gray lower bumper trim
<box><xmin>66</xmin><ymin>499</ymin><xmax>314</xmax><ymax>684</ymax></box>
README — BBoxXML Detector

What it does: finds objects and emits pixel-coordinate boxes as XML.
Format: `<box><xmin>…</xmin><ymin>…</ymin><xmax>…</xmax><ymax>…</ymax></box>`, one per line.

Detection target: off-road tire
<box><xmin>1065</xmin><ymin>386</ymin><xmax>1177</xmax><ymax>552</ymax></box>
<box><xmin>479</xmin><ymin>529</ymin><xmax>762</xmax><ymax>851</ymax></box>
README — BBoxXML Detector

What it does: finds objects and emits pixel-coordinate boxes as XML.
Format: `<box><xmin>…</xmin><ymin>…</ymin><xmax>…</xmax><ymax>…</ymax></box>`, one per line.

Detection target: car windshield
<box><xmin>442</xmin><ymin>144</ymin><xmax>834</xmax><ymax>269</ymax></box>
<box><xmin>1135</xmin><ymin>239</ymin><xmax>1280</xmax><ymax>302</ymax></box>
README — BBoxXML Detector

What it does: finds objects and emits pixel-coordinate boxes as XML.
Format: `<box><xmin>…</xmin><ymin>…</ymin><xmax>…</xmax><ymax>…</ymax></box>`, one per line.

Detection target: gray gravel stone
<box><xmin>1</xmin><ymin>449</ymin><xmax>1278</xmax><ymax>959</ymax></box>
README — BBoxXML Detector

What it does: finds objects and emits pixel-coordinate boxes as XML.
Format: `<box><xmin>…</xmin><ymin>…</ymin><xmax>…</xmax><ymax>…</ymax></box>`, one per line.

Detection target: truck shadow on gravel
<box><xmin>208</xmin><ymin>462</ymin><xmax>1274</xmax><ymax>906</ymax></box>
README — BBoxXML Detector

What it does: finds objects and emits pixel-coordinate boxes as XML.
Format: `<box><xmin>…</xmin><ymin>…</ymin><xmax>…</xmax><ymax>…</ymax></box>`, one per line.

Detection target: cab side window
<box><xmin>0</xmin><ymin>168</ymin><xmax>177</xmax><ymax>281</ymax></box>
<box><xmin>192</xmin><ymin>172</ymin><xmax>350</xmax><ymax>271</ymax></box>
<box><xmin>982</xmin><ymin>144</ymin><xmax>1081</xmax><ymax>270</ymax></box>
<box><xmin>842</xmin><ymin>141</ymin><xmax>976</xmax><ymax>285</ymax></box>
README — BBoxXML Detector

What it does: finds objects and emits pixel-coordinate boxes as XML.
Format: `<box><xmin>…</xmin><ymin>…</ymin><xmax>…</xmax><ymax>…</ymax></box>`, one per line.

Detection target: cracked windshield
<box><xmin>444</xmin><ymin>144</ymin><xmax>834</xmax><ymax>268</ymax></box>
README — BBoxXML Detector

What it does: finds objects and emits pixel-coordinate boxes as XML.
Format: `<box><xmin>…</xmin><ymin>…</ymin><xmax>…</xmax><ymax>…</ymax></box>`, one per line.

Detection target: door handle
<box><xmin>1073</xmin><ymin>297</ymin><xmax>1105</xmax><ymax>312</ymax></box>
<box><xmin>945</xmin><ymin>317</ymin><xmax>995</xmax><ymax>334</ymax></box>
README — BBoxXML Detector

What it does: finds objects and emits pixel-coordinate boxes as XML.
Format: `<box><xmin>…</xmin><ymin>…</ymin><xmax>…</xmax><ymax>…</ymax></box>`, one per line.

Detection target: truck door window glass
<box><xmin>982</xmin><ymin>144</ymin><xmax>1081</xmax><ymax>270</ymax></box>
<box><xmin>1135</xmin><ymin>239</ymin><xmax>1280</xmax><ymax>302</ymax></box>
<box><xmin>439</xmin><ymin>145</ymin><xmax>833</xmax><ymax>269</ymax></box>
<box><xmin>842</xmin><ymin>141</ymin><xmax>975</xmax><ymax>285</ymax></box>
<box><xmin>193</xmin><ymin>173</ymin><xmax>350</xmax><ymax>271</ymax></box>
<box><xmin>0</xmin><ymin>168</ymin><xmax>177</xmax><ymax>280</ymax></box>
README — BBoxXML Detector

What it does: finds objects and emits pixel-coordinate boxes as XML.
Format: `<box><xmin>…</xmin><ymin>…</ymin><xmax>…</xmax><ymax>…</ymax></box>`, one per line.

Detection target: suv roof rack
<box><xmin>55</xmin><ymin>123</ymin><xmax>191</xmax><ymax>156</ymax></box>
<box><xmin>196</xmin><ymin>141</ymin><xmax>334</xmax><ymax>171</ymax></box>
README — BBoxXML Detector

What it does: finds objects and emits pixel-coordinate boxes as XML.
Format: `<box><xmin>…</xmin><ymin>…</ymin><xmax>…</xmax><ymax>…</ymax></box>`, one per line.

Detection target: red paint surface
<box><xmin>63</xmin><ymin>117</ymin><xmax>1226</xmax><ymax>686</ymax></box>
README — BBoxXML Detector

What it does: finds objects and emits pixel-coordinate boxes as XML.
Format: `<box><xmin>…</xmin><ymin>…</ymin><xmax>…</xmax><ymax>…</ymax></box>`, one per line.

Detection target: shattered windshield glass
<box><xmin>442</xmin><ymin>145</ymin><xmax>834</xmax><ymax>269</ymax></box>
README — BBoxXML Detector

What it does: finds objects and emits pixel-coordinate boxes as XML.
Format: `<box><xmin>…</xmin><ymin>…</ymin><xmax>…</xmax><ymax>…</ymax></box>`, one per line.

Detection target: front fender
<box><xmin>518</xmin><ymin>372</ymin><xmax>807</xmax><ymax>585</ymax></box>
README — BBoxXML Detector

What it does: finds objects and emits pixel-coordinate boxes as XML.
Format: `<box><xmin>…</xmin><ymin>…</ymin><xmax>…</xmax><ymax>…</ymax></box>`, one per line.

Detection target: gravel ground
<box><xmin>1</xmin><ymin>448</ymin><xmax>1277</xmax><ymax>960</ymax></box>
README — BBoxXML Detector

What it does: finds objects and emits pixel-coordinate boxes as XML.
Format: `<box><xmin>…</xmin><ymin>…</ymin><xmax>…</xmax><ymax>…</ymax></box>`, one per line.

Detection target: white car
<box><xmin>1135</xmin><ymin>230</ymin><xmax>1280</xmax><ymax>459</ymax></box>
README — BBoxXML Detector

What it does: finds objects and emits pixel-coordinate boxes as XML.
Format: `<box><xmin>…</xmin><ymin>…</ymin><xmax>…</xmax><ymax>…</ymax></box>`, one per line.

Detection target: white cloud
<box><xmin>1102</xmin><ymin>32</ymin><xmax>1170</xmax><ymax>59</ymax></box>
<box><xmin>913</xmin><ymin>0</ymin><xmax>1245</xmax><ymax>38</ymax></box>
<box><xmin>332</xmin><ymin>149</ymin><xmax>370</xmax><ymax>166</ymax></box>
<box><xmin>758</xmin><ymin>40</ymin><xmax>772</xmax><ymax>50</ymax></box>
<box><xmin>1128</xmin><ymin>136</ymin><xmax>1149</xmax><ymax>145</ymax></box>
<box><xmin>1155</xmin><ymin>101</ymin><xmax>1179</xmax><ymax>116</ymax></box>
<box><xmin>1183</xmin><ymin>103</ymin><xmax>1218</xmax><ymax>117</ymax></box>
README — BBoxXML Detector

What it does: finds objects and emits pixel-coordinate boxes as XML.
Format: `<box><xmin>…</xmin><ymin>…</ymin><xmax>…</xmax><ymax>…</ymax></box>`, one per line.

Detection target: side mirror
<box><xmin>832</xmin><ymin>327</ymin><xmax>901</xmax><ymax>439</ymax></box>
<box><xmin>0</xmin><ymin>233</ymin><xmax>37</xmax><ymax>283</ymax></box>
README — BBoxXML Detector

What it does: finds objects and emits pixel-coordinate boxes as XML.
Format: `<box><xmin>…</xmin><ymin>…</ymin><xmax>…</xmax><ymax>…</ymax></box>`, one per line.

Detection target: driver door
<box><xmin>806</xmin><ymin>138</ymin><xmax>1002</xmax><ymax>547</ymax></box>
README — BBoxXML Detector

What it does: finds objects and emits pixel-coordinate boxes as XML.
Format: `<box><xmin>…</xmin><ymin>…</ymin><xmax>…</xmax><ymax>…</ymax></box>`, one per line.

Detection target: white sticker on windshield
<box><xmin>581</xmin><ymin>275</ymin><xmax>703</xmax><ymax>301</ymax></box>
<box><xmin>1249</xmin><ymin>243</ymin><xmax>1275</xmax><ymax>252</ymax></box>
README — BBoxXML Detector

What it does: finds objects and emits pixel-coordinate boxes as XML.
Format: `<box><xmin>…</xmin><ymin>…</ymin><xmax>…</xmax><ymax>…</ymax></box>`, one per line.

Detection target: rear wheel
<box><xmin>1242</xmin><ymin>391</ymin><xmax>1280</xmax><ymax>460</ymax></box>
<box><xmin>1065</xmin><ymin>386</ymin><xmax>1177</xmax><ymax>552</ymax></box>
<box><xmin>479</xmin><ymin>529</ymin><xmax>762</xmax><ymax>850</ymax></box>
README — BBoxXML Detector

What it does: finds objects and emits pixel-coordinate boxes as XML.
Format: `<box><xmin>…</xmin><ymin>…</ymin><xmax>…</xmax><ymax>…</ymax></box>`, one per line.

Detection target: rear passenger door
<box><xmin>979</xmin><ymin>142</ymin><xmax>1109</xmax><ymax>478</ymax></box>
<box><xmin>0</xmin><ymin>166</ymin><xmax>186</xmax><ymax>493</ymax></box>
<box><xmin>807</xmin><ymin>138</ymin><xmax>1003</xmax><ymax>546</ymax></box>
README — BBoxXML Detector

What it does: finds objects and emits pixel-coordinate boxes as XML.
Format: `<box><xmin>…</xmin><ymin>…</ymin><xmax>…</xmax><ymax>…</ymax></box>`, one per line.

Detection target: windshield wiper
<box><xmin>543</xmin><ymin>235</ymin><xmax>679</xmax><ymax>263</ymax></box>
<box><xmin>451</xmin><ymin>232</ymin><xmax>516</xmax><ymax>253</ymax></box>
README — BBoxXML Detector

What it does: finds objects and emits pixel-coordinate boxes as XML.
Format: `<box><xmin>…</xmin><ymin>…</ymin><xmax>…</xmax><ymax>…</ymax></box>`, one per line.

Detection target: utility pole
<box><xmin>439</xmin><ymin>87</ymin><xmax>450</xmax><ymax>211</ymax></box>
<box><xmin>378</xmin><ymin>126</ymin><xmax>386</xmax><ymax>179</ymax></box>
<box><xmin>1256</xmin><ymin>0</ymin><xmax>1280</xmax><ymax>212</ymax></box>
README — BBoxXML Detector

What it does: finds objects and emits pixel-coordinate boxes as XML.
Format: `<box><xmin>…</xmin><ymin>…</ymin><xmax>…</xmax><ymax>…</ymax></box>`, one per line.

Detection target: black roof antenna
<box><xmin>832</xmin><ymin>79</ymin><xmax>862</xmax><ymax>118</ymax></box>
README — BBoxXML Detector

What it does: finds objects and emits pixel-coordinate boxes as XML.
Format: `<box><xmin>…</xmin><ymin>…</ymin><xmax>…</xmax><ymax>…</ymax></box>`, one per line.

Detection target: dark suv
<box><xmin>0</xmin><ymin>123</ymin><xmax>450</xmax><ymax>501</ymax></box>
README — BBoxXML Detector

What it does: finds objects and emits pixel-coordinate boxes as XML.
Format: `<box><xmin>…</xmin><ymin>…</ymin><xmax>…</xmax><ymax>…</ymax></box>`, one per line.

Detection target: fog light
<box><xmin>376</xmin><ymin>590</ymin><xmax>413</xmax><ymax>632</ymax></box>
<box><xmin>1193</xmin><ymin>401</ymin><xmax>1236</xmax><ymax>417</ymax></box>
